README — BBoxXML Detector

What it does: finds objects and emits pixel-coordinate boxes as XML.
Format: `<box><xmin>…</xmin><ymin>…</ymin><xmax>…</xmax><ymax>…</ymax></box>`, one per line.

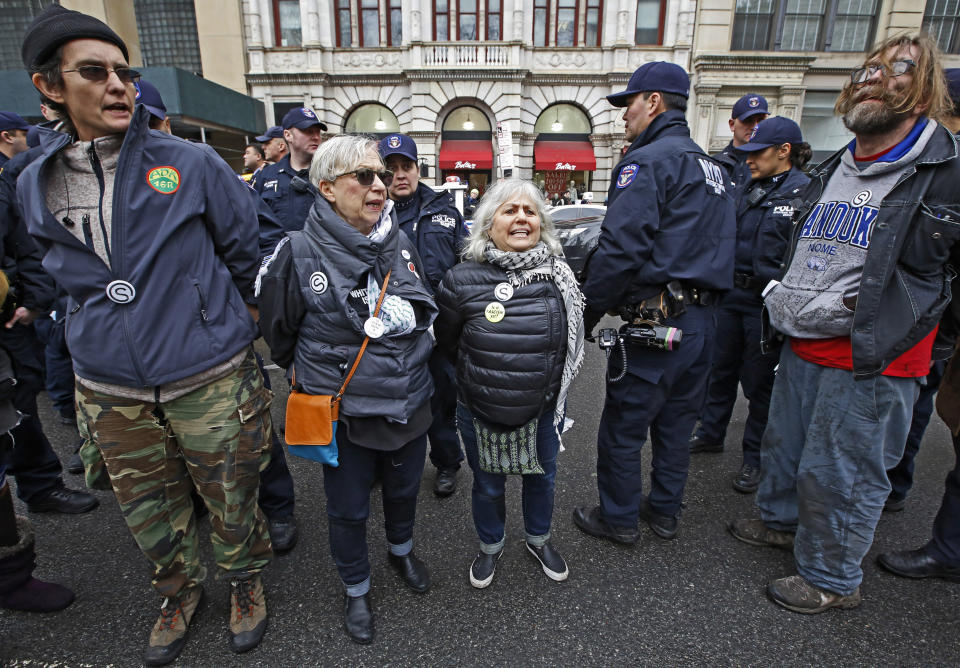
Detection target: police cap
<box><xmin>282</xmin><ymin>107</ymin><xmax>328</xmax><ymax>132</ymax></box>
<box><xmin>731</xmin><ymin>94</ymin><xmax>769</xmax><ymax>121</ymax></box>
<box><xmin>255</xmin><ymin>126</ymin><xmax>284</xmax><ymax>142</ymax></box>
<box><xmin>736</xmin><ymin>116</ymin><xmax>803</xmax><ymax>153</ymax></box>
<box><xmin>0</xmin><ymin>112</ymin><xmax>30</xmax><ymax>133</ymax></box>
<box><xmin>134</xmin><ymin>80</ymin><xmax>166</xmax><ymax>121</ymax></box>
<box><xmin>378</xmin><ymin>133</ymin><xmax>418</xmax><ymax>162</ymax></box>
<box><xmin>607</xmin><ymin>61</ymin><xmax>690</xmax><ymax>107</ymax></box>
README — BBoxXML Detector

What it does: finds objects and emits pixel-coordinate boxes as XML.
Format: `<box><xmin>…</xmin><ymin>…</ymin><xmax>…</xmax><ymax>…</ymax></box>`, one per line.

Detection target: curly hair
<box><xmin>461</xmin><ymin>178</ymin><xmax>562</xmax><ymax>262</ymax></box>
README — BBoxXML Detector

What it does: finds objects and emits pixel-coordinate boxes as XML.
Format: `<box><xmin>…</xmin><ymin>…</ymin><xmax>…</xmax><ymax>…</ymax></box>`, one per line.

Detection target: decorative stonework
<box><xmin>532</xmin><ymin>50</ymin><xmax>601</xmax><ymax>70</ymax></box>
<box><xmin>333</xmin><ymin>51</ymin><xmax>403</xmax><ymax>69</ymax></box>
<box><xmin>265</xmin><ymin>51</ymin><xmax>308</xmax><ymax>71</ymax></box>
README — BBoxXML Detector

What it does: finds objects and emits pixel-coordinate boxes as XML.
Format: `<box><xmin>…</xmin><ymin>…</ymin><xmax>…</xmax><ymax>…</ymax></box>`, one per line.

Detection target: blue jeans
<box><xmin>322</xmin><ymin>427</ymin><xmax>427</xmax><ymax>596</ymax></box>
<box><xmin>757</xmin><ymin>345</ymin><xmax>919</xmax><ymax>595</ymax></box>
<box><xmin>887</xmin><ymin>360</ymin><xmax>945</xmax><ymax>502</ymax></box>
<box><xmin>457</xmin><ymin>403</ymin><xmax>559</xmax><ymax>552</ymax></box>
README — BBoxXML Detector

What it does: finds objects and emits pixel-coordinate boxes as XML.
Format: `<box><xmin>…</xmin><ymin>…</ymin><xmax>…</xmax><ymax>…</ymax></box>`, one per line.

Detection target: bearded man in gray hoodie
<box><xmin>730</xmin><ymin>34</ymin><xmax>960</xmax><ymax>614</ymax></box>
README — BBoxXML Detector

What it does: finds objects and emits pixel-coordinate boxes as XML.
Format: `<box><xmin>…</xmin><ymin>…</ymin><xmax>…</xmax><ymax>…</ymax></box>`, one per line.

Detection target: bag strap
<box><xmin>335</xmin><ymin>269</ymin><xmax>392</xmax><ymax>402</ymax></box>
<box><xmin>290</xmin><ymin>269</ymin><xmax>393</xmax><ymax>404</ymax></box>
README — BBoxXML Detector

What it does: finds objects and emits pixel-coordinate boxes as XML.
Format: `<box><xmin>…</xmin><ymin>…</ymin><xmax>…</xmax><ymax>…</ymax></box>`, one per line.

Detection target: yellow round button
<box><xmin>485</xmin><ymin>302</ymin><xmax>505</xmax><ymax>323</ymax></box>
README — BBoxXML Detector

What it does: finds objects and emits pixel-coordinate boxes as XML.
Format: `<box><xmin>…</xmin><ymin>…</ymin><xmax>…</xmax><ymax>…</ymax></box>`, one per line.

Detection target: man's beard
<box><xmin>841</xmin><ymin>84</ymin><xmax>911</xmax><ymax>135</ymax></box>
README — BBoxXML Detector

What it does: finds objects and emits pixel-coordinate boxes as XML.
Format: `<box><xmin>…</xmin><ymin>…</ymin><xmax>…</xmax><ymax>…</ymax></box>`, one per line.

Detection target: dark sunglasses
<box><xmin>339</xmin><ymin>168</ymin><xmax>393</xmax><ymax>187</ymax></box>
<box><xmin>61</xmin><ymin>65</ymin><xmax>141</xmax><ymax>84</ymax></box>
<box><xmin>850</xmin><ymin>59</ymin><xmax>916</xmax><ymax>84</ymax></box>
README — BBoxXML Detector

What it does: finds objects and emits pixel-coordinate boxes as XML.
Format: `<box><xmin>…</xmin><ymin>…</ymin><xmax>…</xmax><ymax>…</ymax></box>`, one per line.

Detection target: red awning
<box><xmin>438</xmin><ymin>140</ymin><xmax>494</xmax><ymax>170</ymax></box>
<box><xmin>534</xmin><ymin>140</ymin><xmax>596</xmax><ymax>171</ymax></box>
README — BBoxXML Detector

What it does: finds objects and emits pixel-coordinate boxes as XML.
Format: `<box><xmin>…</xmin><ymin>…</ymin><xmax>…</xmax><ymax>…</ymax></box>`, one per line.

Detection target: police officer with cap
<box><xmin>134</xmin><ymin>79</ymin><xmax>169</xmax><ymax>133</ymax></box>
<box><xmin>254</xmin><ymin>108</ymin><xmax>327</xmax><ymax>232</ymax></box>
<box><xmin>713</xmin><ymin>94</ymin><xmax>769</xmax><ymax>192</ymax></box>
<box><xmin>572</xmin><ymin>61</ymin><xmax>736</xmax><ymax>543</ymax></box>
<box><xmin>690</xmin><ymin>117</ymin><xmax>811</xmax><ymax>493</ymax></box>
<box><xmin>256</xmin><ymin>126</ymin><xmax>286</xmax><ymax>164</ymax></box>
<box><xmin>378</xmin><ymin>133</ymin><xmax>468</xmax><ymax>496</ymax></box>
<box><xmin>0</xmin><ymin>113</ymin><xmax>30</xmax><ymax>167</ymax></box>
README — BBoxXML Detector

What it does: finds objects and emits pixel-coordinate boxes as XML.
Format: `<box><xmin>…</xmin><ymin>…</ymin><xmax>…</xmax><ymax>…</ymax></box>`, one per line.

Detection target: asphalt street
<box><xmin>2</xmin><ymin>334</ymin><xmax>959</xmax><ymax>666</ymax></box>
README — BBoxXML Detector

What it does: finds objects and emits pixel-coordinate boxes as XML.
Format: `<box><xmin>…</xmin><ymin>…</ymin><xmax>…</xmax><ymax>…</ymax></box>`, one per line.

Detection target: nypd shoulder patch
<box><xmin>616</xmin><ymin>164</ymin><xmax>639</xmax><ymax>189</ymax></box>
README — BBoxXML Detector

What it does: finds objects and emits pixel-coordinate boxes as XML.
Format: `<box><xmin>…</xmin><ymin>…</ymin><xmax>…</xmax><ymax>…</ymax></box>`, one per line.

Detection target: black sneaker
<box><xmin>689</xmin><ymin>436</ymin><xmax>723</xmax><ymax>454</ymax></box>
<box><xmin>469</xmin><ymin>549</ymin><xmax>503</xmax><ymax>589</ymax></box>
<box><xmin>883</xmin><ymin>495</ymin><xmax>907</xmax><ymax>513</ymax></box>
<box><xmin>526</xmin><ymin>542</ymin><xmax>568</xmax><ymax>582</ymax></box>
<box><xmin>638</xmin><ymin>498</ymin><xmax>679</xmax><ymax>540</ymax></box>
<box><xmin>732</xmin><ymin>463</ymin><xmax>761</xmax><ymax>493</ymax></box>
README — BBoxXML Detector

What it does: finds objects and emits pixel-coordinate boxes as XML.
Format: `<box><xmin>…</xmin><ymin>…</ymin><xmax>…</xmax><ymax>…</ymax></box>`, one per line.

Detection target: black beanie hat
<box><xmin>21</xmin><ymin>5</ymin><xmax>129</xmax><ymax>70</ymax></box>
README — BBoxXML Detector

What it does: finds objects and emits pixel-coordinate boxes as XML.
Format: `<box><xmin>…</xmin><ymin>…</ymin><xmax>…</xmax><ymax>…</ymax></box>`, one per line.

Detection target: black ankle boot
<box><xmin>344</xmin><ymin>593</ymin><xmax>374</xmax><ymax>644</ymax></box>
<box><xmin>0</xmin><ymin>517</ymin><xmax>75</xmax><ymax>612</ymax></box>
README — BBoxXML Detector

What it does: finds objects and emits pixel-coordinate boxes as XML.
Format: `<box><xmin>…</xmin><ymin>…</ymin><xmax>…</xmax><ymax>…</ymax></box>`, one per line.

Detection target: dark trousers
<box><xmin>33</xmin><ymin>316</ymin><xmax>75</xmax><ymax>419</ymax></box>
<box><xmin>928</xmin><ymin>430</ymin><xmax>960</xmax><ymax>565</ymax></box>
<box><xmin>322</xmin><ymin>428</ymin><xmax>427</xmax><ymax>587</ymax></box>
<box><xmin>255</xmin><ymin>353</ymin><xmax>295</xmax><ymax>520</ymax></box>
<box><xmin>596</xmin><ymin>305</ymin><xmax>716</xmax><ymax>525</ymax></box>
<box><xmin>1</xmin><ymin>324</ymin><xmax>63</xmax><ymax>503</ymax></box>
<box><xmin>887</xmin><ymin>360</ymin><xmax>946</xmax><ymax>502</ymax></box>
<box><xmin>427</xmin><ymin>349</ymin><xmax>463</xmax><ymax>471</ymax></box>
<box><xmin>695</xmin><ymin>293</ymin><xmax>776</xmax><ymax>467</ymax></box>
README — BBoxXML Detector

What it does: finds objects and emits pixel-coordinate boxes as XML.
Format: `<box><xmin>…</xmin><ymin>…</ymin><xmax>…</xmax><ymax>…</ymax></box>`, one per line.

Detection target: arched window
<box><xmin>344</xmin><ymin>104</ymin><xmax>401</xmax><ymax>136</ymax></box>
<box><xmin>534</xmin><ymin>103</ymin><xmax>592</xmax><ymax>135</ymax></box>
<box><xmin>442</xmin><ymin>106</ymin><xmax>492</xmax><ymax>132</ymax></box>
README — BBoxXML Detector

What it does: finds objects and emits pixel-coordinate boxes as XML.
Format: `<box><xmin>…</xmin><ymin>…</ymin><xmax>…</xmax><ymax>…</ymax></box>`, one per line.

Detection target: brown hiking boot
<box><xmin>229</xmin><ymin>574</ymin><xmax>267</xmax><ymax>653</ymax></box>
<box><xmin>767</xmin><ymin>575</ymin><xmax>862</xmax><ymax>614</ymax></box>
<box><xmin>144</xmin><ymin>585</ymin><xmax>203</xmax><ymax>666</ymax></box>
<box><xmin>728</xmin><ymin>519</ymin><xmax>795</xmax><ymax>550</ymax></box>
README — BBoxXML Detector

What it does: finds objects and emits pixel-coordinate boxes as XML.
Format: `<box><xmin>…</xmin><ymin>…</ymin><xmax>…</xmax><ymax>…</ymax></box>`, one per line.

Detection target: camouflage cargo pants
<box><xmin>75</xmin><ymin>349</ymin><xmax>274</xmax><ymax>598</ymax></box>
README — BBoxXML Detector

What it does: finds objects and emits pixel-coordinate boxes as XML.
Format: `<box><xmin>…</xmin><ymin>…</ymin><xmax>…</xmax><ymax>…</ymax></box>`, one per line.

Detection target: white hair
<box><xmin>461</xmin><ymin>178</ymin><xmax>562</xmax><ymax>262</ymax></box>
<box><xmin>309</xmin><ymin>134</ymin><xmax>380</xmax><ymax>186</ymax></box>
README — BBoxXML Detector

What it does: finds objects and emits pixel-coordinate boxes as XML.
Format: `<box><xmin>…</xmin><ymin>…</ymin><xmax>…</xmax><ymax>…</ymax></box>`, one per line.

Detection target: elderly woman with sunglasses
<box><xmin>434</xmin><ymin>179</ymin><xmax>584</xmax><ymax>588</ymax></box>
<box><xmin>258</xmin><ymin>135</ymin><xmax>437</xmax><ymax>645</ymax></box>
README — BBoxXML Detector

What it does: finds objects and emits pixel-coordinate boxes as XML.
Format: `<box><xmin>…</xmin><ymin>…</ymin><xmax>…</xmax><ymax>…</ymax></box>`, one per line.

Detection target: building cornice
<box><xmin>693</xmin><ymin>53</ymin><xmax>817</xmax><ymax>72</ymax></box>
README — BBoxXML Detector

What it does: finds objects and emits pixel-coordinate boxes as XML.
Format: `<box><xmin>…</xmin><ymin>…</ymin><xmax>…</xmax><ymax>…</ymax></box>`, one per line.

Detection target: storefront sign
<box><xmin>496</xmin><ymin>122</ymin><xmax>515</xmax><ymax>173</ymax></box>
<box><xmin>554</xmin><ymin>162</ymin><xmax>577</xmax><ymax>171</ymax></box>
<box><xmin>454</xmin><ymin>161</ymin><xmax>477</xmax><ymax>169</ymax></box>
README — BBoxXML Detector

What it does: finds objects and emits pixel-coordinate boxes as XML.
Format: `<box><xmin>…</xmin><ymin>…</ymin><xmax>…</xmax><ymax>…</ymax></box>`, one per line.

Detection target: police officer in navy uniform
<box><xmin>689</xmin><ymin>117</ymin><xmax>812</xmax><ymax>493</ymax></box>
<box><xmin>0</xmin><ymin>113</ymin><xmax>30</xmax><ymax>169</ymax></box>
<box><xmin>712</xmin><ymin>94</ymin><xmax>769</xmax><ymax>193</ymax></box>
<box><xmin>255</xmin><ymin>126</ymin><xmax>287</xmax><ymax>165</ymax></box>
<box><xmin>572</xmin><ymin>61</ymin><xmax>736</xmax><ymax>543</ymax></box>
<box><xmin>255</xmin><ymin>108</ymin><xmax>327</xmax><ymax>233</ymax></box>
<box><xmin>378</xmin><ymin>133</ymin><xmax>467</xmax><ymax>496</ymax></box>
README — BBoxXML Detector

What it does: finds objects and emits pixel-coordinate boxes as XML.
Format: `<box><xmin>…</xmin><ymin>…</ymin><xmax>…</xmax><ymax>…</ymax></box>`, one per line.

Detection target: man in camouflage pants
<box><xmin>18</xmin><ymin>7</ymin><xmax>273</xmax><ymax>665</ymax></box>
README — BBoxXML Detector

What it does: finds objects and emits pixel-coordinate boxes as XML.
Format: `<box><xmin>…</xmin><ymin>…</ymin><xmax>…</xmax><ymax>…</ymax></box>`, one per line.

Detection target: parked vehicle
<box><xmin>550</xmin><ymin>204</ymin><xmax>606</xmax><ymax>281</ymax></box>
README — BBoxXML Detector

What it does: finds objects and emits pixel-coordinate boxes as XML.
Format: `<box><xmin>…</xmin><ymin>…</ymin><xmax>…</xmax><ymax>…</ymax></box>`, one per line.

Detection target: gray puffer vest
<box><xmin>289</xmin><ymin>197</ymin><xmax>437</xmax><ymax>421</ymax></box>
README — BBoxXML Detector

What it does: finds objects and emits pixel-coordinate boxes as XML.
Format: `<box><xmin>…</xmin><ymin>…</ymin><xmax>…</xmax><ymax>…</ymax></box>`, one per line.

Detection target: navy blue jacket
<box><xmin>0</xmin><ymin>145</ymin><xmax>55</xmax><ymax>314</ymax></box>
<box><xmin>19</xmin><ymin>107</ymin><xmax>260</xmax><ymax>388</ymax></box>
<box><xmin>395</xmin><ymin>182</ymin><xmax>467</xmax><ymax>293</ymax></box>
<box><xmin>254</xmin><ymin>155</ymin><xmax>314</xmax><ymax>233</ymax></box>
<box><xmin>582</xmin><ymin>109</ymin><xmax>736</xmax><ymax>314</ymax></box>
<box><xmin>713</xmin><ymin>140</ymin><xmax>752</xmax><ymax>194</ymax></box>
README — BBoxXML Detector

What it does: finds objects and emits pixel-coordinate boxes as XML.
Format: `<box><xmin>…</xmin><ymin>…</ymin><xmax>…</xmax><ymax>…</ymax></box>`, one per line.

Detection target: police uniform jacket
<box><xmin>713</xmin><ymin>140</ymin><xmax>752</xmax><ymax>193</ymax></box>
<box><xmin>254</xmin><ymin>155</ymin><xmax>314</xmax><ymax>233</ymax></box>
<box><xmin>398</xmin><ymin>182</ymin><xmax>467</xmax><ymax>293</ymax></box>
<box><xmin>727</xmin><ymin>165</ymin><xmax>810</xmax><ymax>311</ymax></box>
<box><xmin>258</xmin><ymin>194</ymin><xmax>437</xmax><ymax>425</ymax></box>
<box><xmin>18</xmin><ymin>106</ymin><xmax>260</xmax><ymax>388</ymax></box>
<box><xmin>582</xmin><ymin>109</ymin><xmax>736</xmax><ymax>317</ymax></box>
<box><xmin>435</xmin><ymin>259</ymin><xmax>567</xmax><ymax>427</ymax></box>
<box><xmin>766</xmin><ymin>123</ymin><xmax>960</xmax><ymax>378</ymax></box>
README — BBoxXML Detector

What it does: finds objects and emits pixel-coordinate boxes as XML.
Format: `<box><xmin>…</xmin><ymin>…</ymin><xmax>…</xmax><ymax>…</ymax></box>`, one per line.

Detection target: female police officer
<box><xmin>689</xmin><ymin>117</ymin><xmax>811</xmax><ymax>493</ymax></box>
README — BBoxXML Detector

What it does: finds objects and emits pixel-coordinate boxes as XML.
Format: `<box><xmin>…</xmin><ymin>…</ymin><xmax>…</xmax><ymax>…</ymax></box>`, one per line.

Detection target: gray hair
<box><xmin>462</xmin><ymin>178</ymin><xmax>562</xmax><ymax>262</ymax></box>
<box><xmin>309</xmin><ymin>134</ymin><xmax>380</xmax><ymax>186</ymax></box>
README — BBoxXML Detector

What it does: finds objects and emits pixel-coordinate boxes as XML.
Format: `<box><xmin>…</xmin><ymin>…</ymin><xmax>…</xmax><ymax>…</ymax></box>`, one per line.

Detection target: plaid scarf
<box><xmin>483</xmin><ymin>241</ymin><xmax>585</xmax><ymax>438</ymax></box>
